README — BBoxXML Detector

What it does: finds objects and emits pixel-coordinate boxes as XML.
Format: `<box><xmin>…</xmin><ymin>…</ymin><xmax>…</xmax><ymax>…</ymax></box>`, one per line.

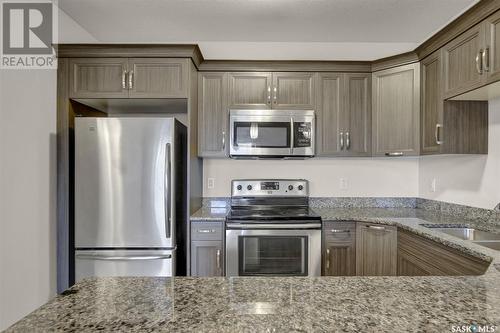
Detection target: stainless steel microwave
<box><xmin>229</xmin><ymin>109</ymin><xmax>315</xmax><ymax>158</ymax></box>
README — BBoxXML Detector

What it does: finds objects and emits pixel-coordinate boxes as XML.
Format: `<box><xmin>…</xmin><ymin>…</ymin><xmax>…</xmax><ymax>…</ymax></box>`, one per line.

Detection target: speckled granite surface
<box><xmin>8</xmin><ymin>201</ymin><xmax>500</xmax><ymax>332</ymax></box>
<box><xmin>6</xmin><ymin>272</ymin><xmax>500</xmax><ymax>333</ymax></box>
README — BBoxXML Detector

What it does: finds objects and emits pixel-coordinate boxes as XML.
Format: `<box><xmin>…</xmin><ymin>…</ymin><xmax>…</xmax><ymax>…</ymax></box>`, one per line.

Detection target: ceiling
<box><xmin>59</xmin><ymin>0</ymin><xmax>479</xmax><ymax>61</ymax></box>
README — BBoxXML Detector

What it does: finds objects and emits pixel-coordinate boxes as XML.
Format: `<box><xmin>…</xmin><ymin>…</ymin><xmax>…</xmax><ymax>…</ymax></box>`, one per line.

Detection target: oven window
<box><xmin>238</xmin><ymin>236</ymin><xmax>308</xmax><ymax>276</ymax></box>
<box><xmin>233</xmin><ymin>122</ymin><xmax>290</xmax><ymax>148</ymax></box>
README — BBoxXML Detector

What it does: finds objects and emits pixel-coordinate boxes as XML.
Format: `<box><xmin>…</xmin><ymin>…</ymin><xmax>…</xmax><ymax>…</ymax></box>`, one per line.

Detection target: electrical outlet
<box><xmin>340</xmin><ymin>178</ymin><xmax>348</xmax><ymax>190</ymax></box>
<box><xmin>431</xmin><ymin>178</ymin><xmax>437</xmax><ymax>192</ymax></box>
<box><xmin>207</xmin><ymin>178</ymin><xmax>215</xmax><ymax>189</ymax></box>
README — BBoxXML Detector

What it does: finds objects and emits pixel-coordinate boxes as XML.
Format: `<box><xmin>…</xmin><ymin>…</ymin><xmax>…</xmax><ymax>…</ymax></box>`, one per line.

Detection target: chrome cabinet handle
<box><xmin>216</xmin><ymin>249</ymin><xmax>221</xmax><ymax>270</ymax></box>
<box><xmin>122</xmin><ymin>70</ymin><xmax>127</xmax><ymax>89</ymax></box>
<box><xmin>346</xmin><ymin>131</ymin><xmax>350</xmax><ymax>150</ymax></box>
<box><xmin>330</xmin><ymin>229</ymin><xmax>351</xmax><ymax>233</ymax></box>
<box><xmin>197</xmin><ymin>229</ymin><xmax>216</xmax><ymax>233</ymax></box>
<box><xmin>483</xmin><ymin>47</ymin><xmax>490</xmax><ymax>72</ymax></box>
<box><xmin>165</xmin><ymin>143</ymin><xmax>172</xmax><ymax>238</ymax></box>
<box><xmin>326</xmin><ymin>248</ymin><xmax>330</xmax><ymax>270</ymax></box>
<box><xmin>435</xmin><ymin>123</ymin><xmax>443</xmax><ymax>145</ymax></box>
<box><xmin>128</xmin><ymin>70</ymin><xmax>134</xmax><ymax>89</ymax></box>
<box><xmin>222</xmin><ymin>130</ymin><xmax>226</xmax><ymax>151</ymax></box>
<box><xmin>273</xmin><ymin>86</ymin><xmax>277</xmax><ymax>104</ymax></box>
<box><xmin>385</xmin><ymin>152</ymin><xmax>404</xmax><ymax>157</ymax></box>
<box><xmin>366</xmin><ymin>225</ymin><xmax>386</xmax><ymax>231</ymax></box>
<box><xmin>340</xmin><ymin>131</ymin><xmax>344</xmax><ymax>150</ymax></box>
<box><xmin>267</xmin><ymin>86</ymin><xmax>271</xmax><ymax>105</ymax></box>
<box><xmin>476</xmin><ymin>50</ymin><xmax>483</xmax><ymax>74</ymax></box>
<box><xmin>290</xmin><ymin>118</ymin><xmax>294</xmax><ymax>155</ymax></box>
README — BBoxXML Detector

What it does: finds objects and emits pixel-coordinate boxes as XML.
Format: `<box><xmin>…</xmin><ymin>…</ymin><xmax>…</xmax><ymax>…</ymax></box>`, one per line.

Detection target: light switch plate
<box><xmin>431</xmin><ymin>178</ymin><xmax>437</xmax><ymax>192</ymax></box>
<box><xmin>207</xmin><ymin>178</ymin><xmax>215</xmax><ymax>189</ymax></box>
<box><xmin>340</xmin><ymin>178</ymin><xmax>348</xmax><ymax>190</ymax></box>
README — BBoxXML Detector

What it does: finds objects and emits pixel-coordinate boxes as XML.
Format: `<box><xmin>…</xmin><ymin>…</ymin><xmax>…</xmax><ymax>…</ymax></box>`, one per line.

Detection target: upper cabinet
<box><xmin>198</xmin><ymin>72</ymin><xmax>228</xmax><ymax>158</ymax></box>
<box><xmin>372</xmin><ymin>63</ymin><xmax>420</xmax><ymax>157</ymax></box>
<box><xmin>484</xmin><ymin>10</ymin><xmax>500</xmax><ymax>83</ymax></box>
<box><xmin>272</xmin><ymin>72</ymin><xmax>315</xmax><ymax>109</ymax></box>
<box><xmin>316</xmin><ymin>73</ymin><xmax>371</xmax><ymax>157</ymax></box>
<box><xmin>69</xmin><ymin>58</ymin><xmax>188</xmax><ymax>99</ymax></box>
<box><xmin>421</xmin><ymin>51</ymin><xmax>443</xmax><ymax>155</ymax></box>
<box><xmin>69</xmin><ymin>58</ymin><xmax>129</xmax><ymax>98</ymax></box>
<box><xmin>228</xmin><ymin>72</ymin><xmax>272</xmax><ymax>109</ymax></box>
<box><xmin>227</xmin><ymin>72</ymin><xmax>315</xmax><ymax>110</ymax></box>
<box><xmin>442</xmin><ymin>25</ymin><xmax>485</xmax><ymax>99</ymax></box>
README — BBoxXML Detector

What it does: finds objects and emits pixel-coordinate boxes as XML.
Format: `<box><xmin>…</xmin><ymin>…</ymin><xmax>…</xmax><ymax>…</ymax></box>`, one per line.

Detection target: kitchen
<box><xmin>1</xmin><ymin>0</ymin><xmax>500</xmax><ymax>332</ymax></box>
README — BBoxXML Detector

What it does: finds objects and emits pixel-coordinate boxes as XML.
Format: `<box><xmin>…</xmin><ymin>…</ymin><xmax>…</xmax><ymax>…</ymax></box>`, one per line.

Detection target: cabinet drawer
<box><xmin>323</xmin><ymin>221</ymin><xmax>356</xmax><ymax>241</ymax></box>
<box><xmin>191</xmin><ymin>222</ymin><xmax>223</xmax><ymax>241</ymax></box>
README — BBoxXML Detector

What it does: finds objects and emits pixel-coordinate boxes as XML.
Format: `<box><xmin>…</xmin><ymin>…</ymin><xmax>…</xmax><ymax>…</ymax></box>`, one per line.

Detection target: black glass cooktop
<box><xmin>226</xmin><ymin>206</ymin><xmax>321</xmax><ymax>221</ymax></box>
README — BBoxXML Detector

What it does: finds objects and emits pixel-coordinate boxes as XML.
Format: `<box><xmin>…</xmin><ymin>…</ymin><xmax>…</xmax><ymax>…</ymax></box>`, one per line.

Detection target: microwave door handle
<box><xmin>290</xmin><ymin>118</ymin><xmax>294</xmax><ymax>155</ymax></box>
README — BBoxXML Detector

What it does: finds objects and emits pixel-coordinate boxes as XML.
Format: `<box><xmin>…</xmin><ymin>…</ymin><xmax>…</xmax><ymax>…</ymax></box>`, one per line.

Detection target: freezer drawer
<box><xmin>75</xmin><ymin>250</ymin><xmax>173</xmax><ymax>282</ymax></box>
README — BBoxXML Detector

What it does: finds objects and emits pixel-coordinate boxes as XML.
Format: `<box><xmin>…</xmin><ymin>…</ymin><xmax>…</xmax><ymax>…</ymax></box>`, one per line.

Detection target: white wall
<box><xmin>203</xmin><ymin>158</ymin><xmax>419</xmax><ymax>197</ymax></box>
<box><xmin>419</xmin><ymin>98</ymin><xmax>500</xmax><ymax>210</ymax></box>
<box><xmin>0</xmin><ymin>7</ymin><xmax>97</xmax><ymax>331</ymax></box>
<box><xmin>0</xmin><ymin>69</ymin><xmax>57</xmax><ymax>330</ymax></box>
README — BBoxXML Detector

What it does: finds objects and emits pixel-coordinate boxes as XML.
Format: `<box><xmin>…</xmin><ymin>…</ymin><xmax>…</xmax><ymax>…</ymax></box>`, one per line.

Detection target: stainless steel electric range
<box><xmin>225</xmin><ymin>179</ymin><xmax>321</xmax><ymax>277</ymax></box>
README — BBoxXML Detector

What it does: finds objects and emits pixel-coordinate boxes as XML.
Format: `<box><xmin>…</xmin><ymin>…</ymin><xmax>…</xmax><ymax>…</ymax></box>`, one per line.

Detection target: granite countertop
<box><xmin>7</xmin><ymin>208</ymin><xmax>500</xmax><ymax>332</ymax></box>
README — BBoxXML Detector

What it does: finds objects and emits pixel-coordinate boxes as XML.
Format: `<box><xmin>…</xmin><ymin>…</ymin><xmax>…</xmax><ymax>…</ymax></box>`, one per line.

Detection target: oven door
<box><xmin>229</xmin><ymin>110</ymin><xmax>315</xmax><ymax>157</ymax></box>
<box><xmin>225</xmin><ymin>224</ymin><xmax>321</xmax><ymax>277</ymax></box>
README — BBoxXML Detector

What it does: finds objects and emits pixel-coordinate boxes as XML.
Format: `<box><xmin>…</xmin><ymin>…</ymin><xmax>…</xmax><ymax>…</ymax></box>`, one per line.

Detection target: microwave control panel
<box><xmin>294</xmin><ymin>122</ymin><xmax>312</xmax><ymax>147</ymax></box>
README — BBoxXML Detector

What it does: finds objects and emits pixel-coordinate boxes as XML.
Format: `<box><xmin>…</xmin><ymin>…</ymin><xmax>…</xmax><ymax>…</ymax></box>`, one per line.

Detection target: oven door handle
<box><xmin>226</xmin><ymin>223</ymin><xmax>322</xmax><ymax>229</ymax></box>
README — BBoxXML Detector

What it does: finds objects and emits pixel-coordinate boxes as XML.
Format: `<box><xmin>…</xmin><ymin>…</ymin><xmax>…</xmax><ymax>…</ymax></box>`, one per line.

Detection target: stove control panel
<box><xmin>231</xmin><ymin>179</ymin><xmax>309</xmax><ymax>197</ymax></box>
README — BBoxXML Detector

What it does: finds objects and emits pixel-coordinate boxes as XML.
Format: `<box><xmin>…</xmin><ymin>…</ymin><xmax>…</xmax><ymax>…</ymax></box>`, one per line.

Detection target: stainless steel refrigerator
<box><xmin>74</xmin><ymin>117</ymin><xmax>187</xmax><ymax>282</ymax></box>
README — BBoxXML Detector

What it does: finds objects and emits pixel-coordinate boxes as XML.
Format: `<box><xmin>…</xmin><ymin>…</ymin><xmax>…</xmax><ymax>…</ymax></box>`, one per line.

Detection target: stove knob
<box><xmin>298</xmin><ymin>185</ymin><xmax>304</xmax><ymax>191</ymax></box>
<box><xmin>288</xmin><ymin>185</ymin><xmax>294</xmax><ymax>191</ymax></box>
<box><xmin>247</xmin><ymin>185</ymin><xmax>252</xmax><ymax>191</ymax></box>
<box><xmin>237</xmin><ymin>185</ymin><xmax>242</xmax><ymax>191</ymax></box>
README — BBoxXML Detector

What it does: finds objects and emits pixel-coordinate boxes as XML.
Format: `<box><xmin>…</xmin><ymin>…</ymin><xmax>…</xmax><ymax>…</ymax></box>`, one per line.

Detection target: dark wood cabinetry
<box><xmin>421</xmin><ymin>51</ymin><xmax>443</xmax><ymax>154</ymax></box>
<box><xmin>397</xmin><ymin>229</ymin><xmax>489</xmax><ymax>276</ymax></box>
<box><xmin>69</xmin><ymin>58</ymin><xmax>188</xmax><ymax>98</ymax></box>
<box><xmin>356</xmin><ymin>223</ymin><xmax>397</xmax><ymax>276</ymax></box>
<box><xmin>190</xmin><ymin>222</ymin><xmax>224</xmax><ymax>276</ymax></box>
<box><xmin>323</xmin><ymin>222</ymin><xmax>356</xmax><ymax>276</ymax></box>
<box><xmin>198</xmin><ymin>72</ymin><xmax>228</xmax><ymax>158</ymax></box>
<box><xmin>372</xmin><ymin>63</ymin><xmax>420</xmax><ymax>157</ymax></box>
<box><xmin>316</xmin><ymin>73</ymin><xmax>371</xmax><ymax>157</ymax></box>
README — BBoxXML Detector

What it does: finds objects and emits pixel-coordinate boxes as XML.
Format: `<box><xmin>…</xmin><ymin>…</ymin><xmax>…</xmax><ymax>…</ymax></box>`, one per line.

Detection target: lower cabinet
<box><xmin>355</xmin><ymin>223</ymin><xmax>397</xmax><ymax>276</ymax></box>
<box><xmin>397</xmin><ymin>229</ymin><xmax>489</xmax><ymax>276</ymax></box>
<box><xmin>323</xmin><ymin>222</ymin><xmax>356</xmax><ymax>276</ymax></box>
<box><xmin>190</xmin><ymin>222</ymin><xmax>224</xmax><ymax>276</ymax></box>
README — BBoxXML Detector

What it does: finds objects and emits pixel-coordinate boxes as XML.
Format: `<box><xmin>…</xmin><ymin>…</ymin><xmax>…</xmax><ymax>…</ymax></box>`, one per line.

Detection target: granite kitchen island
<box><xmin>7</xmin><ymin>208</ymin><xmax>500</xmax><ymax>332</ymax></box>
<box><xmin>5</xmin><ymin>273</ymin><xmax>500</xmax><ymax>333</ymax></box>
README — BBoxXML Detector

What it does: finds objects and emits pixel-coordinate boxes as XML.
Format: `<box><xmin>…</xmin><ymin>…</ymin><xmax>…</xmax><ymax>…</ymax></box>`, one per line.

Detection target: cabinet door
<box><xmin>372</xmin><ymin>63</ymin><xmax>420</xmax><ymax>157</ymax></box>
<box><xmin>198</xmin><ymin>72</ymin><xmax>228</xmax><ymax>157</ymax></box>
<box><xmin>272</xmin><ymin>72</ymin><xmax>315</xmax><ymax>109</ymax></box>
<box><xmin>442</xmin><ymin>24</ymin><xmax>485</xmax><ymax>98</ymax></box>
<box><xmin>397</xmin><ymin>250</ymin><xmax>435</xmax><ymax>276</ymax></box>
<box><xmin>421</xmin><ymin>51</ymin><xmax>443</xmax><ymax>155</ymax></box>
<box><xmin>69</xmin><ymin>58</ymin><xmax>129</xmax><ymax>98</ymax></box>
<box><xmin>316</xmin><ymin>73</ymin><xmax>343</xmax><ymax>156</ymax></box>
<box><xmin>344</xmin><ymin>73</ymin><xmax>371</xmax><ymax>156</ymax></box>
<box><xmin>323</xmin><ymin>222</ymin><xmax>356</xmax><ymax>276</ymax></box>
<box><xmin>356</xmin><ymin>223</ymin><xmax>397</xmax><ymax>276</ymax></box>
<box><xmin>484</xmin><ymin>10</ymin><xmax>500</xmax><ymax>82</ymax></box>
<box><xmin>128</xmin><ymin>58</ymin><xmax>188</xmax><ymax>98</ymax></box>
<box><xmin>191</xmin><ymin>240</ymin><xmax>223</xmax><ymax>276</ymax></box>
<box><xmin>228</xmin><ymin>72</ymin><xmax>272</xmax><ymax>109</ymax></box>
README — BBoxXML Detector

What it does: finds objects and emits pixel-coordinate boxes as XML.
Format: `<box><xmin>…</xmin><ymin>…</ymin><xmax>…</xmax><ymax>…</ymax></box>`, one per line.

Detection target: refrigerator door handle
<box><xmin>75</xmin><ymin>254</ymin><xmax>172</xmax><ymax>261</ymax></box>
<box><xmin>165</xmin><ymin>142</ymin><xmax>172</xmax><ymax>238</ymax></box>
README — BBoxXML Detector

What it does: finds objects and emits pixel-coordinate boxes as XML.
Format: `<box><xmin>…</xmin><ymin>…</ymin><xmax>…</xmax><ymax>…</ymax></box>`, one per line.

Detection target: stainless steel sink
<box><xmin>428</xmin><ymin>228</ymin><xmax>500</xmax><ymax>241</ymax></box>
<box><xmin>420</xmin><ymin>224</ymin><xmax>500</xmax><ymax>250</ymax></box>
<box><xmin>473</xmin><ymin>241</ymin><xmax>500</xmax><ymax>251</ymax></box>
